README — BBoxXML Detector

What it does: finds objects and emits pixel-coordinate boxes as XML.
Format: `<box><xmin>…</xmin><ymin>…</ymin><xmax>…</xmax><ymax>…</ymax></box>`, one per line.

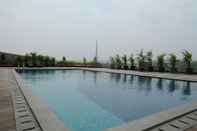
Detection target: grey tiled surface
<box><xmin>0</xmin><ymin>69</ymin><xmax>16</xmax><ymax>131</ymax></box>
<box><xmin>148</xmin><ymin>111</ymin><xmax>197</xmax><ymax>131</ymax></box>
<box><xmin>9</xmin><ymin>71</ymin><xmax>42</xmax><ymax>131</ymax></box>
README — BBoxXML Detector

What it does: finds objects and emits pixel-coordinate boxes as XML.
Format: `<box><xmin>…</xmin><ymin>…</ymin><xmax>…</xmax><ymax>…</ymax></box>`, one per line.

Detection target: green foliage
<box><xmin>122</xmin><ymin>54</ymin><xmax>128</xmax><ymax>69</ymax></box>
<box><xmin>129</xmin><ymin>54</ymin><xmax>135</xmax><ymax>70</ymax></box>
<box><xmin>169</xmin><ymin>53</ymin><xmax>177</xmax><ymax>72</ymax></box>
<box><xmin>62</xmin><ymin>56</ymin><xmax>66</xmax><ymax>63</ymax></box>
<box><xmin>83</xmin><ymin>57</ymin><xmax>87</xmax><ymax>65</ymax></box>
<box><xmin>110</xmin><ymin>56</ymin><xmax>115</xmax><ymax>69</ymax></box>
<box><xmin>115</xmin><ymin>55</ymin><xmax>122</xmax><ymax>69</ymax></box>
<box><xmin>0</xmin><ymin>54</ymin><xmax>7</xmax><ymax>64</ymax></box>
<box><xmin>182</xmin><ymin>50</ymin><xmax>193</xmax><ymax>73</ymax></box>
<box><xmin>30</xmin><ymin>52</ymin><xmax>37</xmax><ymax>66</ymax></box>
<box><xmin>16</xmin><ymin>56</ymin><xmax>24</xmax><ymax>67</ymax></box>
<box><xmin>157</xmin><ymin>54</ymin><xmax>166</xmax><ymax>72</ymax></box>
<box><xmin>1</xmin><ymin>54</ymin><xmax>5</xmax><ymax>61</ymax></box>
<box><xmin>137</xmin><ymin>49</ymin><xmax>145</xmax><ymax>71</ymax></box>
<box><xmin>146</xmin><ymin>51</ymin><xmax>153</xmax><ymax>71</ymax></box>
<box><xmin>93</xmin><ymin>57</ymin><xmax>97</xmax><ymax>65</ymax></box>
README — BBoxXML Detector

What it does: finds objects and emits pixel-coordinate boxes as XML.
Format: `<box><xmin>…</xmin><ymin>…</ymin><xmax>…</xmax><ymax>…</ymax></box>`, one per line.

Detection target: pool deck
<box><xmin>1</xmin><ymin>67</ymin><xmax>197</xmax><ymax>131</ymax></box>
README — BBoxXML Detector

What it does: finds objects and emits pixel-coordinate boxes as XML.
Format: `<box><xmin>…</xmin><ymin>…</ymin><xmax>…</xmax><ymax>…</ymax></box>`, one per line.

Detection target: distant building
<box><xmin>0</xmin><ymin>51</ymin><xmax>19</xmax><ymax>66</ymax></box>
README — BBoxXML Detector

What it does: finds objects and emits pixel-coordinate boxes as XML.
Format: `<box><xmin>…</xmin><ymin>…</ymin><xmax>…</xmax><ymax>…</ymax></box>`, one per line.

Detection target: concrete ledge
<box><xmin>12</xmin><ymin>70</ymin><xmax>68</xmax><ymax>131</ymax></box>
<box><xmin>104</xmin><ymin>101</ymin><xmax>197</xmax><ymax>131</ymax></box>
<box><xmin>79</xmin><ymin>68</ymin><xmax>197</xmax><ymax>82</ymax></box>
<box><xmin>16</xmin><ymin>67</ymin><xmax>197</xmax><ymax>82</ymax></box>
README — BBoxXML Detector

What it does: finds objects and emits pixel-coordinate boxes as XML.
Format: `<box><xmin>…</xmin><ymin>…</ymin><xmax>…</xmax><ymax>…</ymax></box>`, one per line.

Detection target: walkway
<box><xmin>0</xmin><ymin>68</ymin><xmax>42</xmax><ymax>131</ymax></box>
<box><xmin>0</xmin><ymin>68</ymin><xmax>16</xmax><ymax>131</ymax></box>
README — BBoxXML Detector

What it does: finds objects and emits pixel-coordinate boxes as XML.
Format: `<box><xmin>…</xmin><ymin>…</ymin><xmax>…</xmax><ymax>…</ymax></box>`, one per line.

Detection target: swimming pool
<box><xmin>18</xmin><ymin>69</ymin><xmax>197</xmax><ymax>131</ymax></box>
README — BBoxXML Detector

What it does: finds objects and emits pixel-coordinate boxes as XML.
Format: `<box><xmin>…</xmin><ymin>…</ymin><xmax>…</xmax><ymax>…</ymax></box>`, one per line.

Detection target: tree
<box><xmin>0</xmin><ymin>54</ymin><xmax>6</xmax><ymax>64</ymax></box>
<box><xmin>16</xmin><ymin>56</ymin><xmax>23</xmax><ymax>67</ymax></box>
<box><xmin>93</xmin><ymin>57</ymin><xmax>97</xmax><ymax>65</ymax></box>
<box><xmin>157</xmin><ymin>54</ymin><xmax>166</xmax><ymax>72</ymax></box>
<box><xmin>169</xmin><ymin>53</ymin><xmax>177</xmax><ymax>73</ymax></box>
<box><xmin>1</xmin><ymin>54</ymin><xmax>5</xmax><ymax>61</ymax></box>
<box><xmin>37</xmin><ymin>55</ymin><xmax>44</xmax><ymax>67</ymax></box>
<box><xmin>30</xmin><ymin>52</ymin><xmax>37</xmax><ymax>67</ymax></box>
<box><xmin>182</xmin><ymin>50</ymin><xmax>193</xmax><ymax>73</ymax></box>
<box><xmin>83</xmin><ymin>57</ymin><xmax>87</xmax><ymax>66</ymax></box>
<box><xmin>62</xmin><ymin>57</ymin><xmax>66</xmax><ymax>63</ymax></box>
<box><xmin>137</xmin><ymin>49</ymin><xmax>145</xmax><ymax>71</ymax></box>
<box><xmin>110</xmin><ymin>57</ymin><xmax>115</xmax><ymax>69</ymax></box>
<box><xmin>129</xmin><ymin>54</ymin><xmax>135</xmax><ymax>70</ymax></box>
<box><xmin>51</xmin><ymin>57</ymin><xmax>56</xmax><ymax>66</ymax></box>
<box><xmin>24</xmin><ymin>54</ymin><xmax>30</xmax><ymax>67</ymax></box>
<box><xmin>44</xmin><ymin>56</ymin><xmax>50</xmax><ymax>66</ymax></box>
<box><xmin>115</xmin><ymin>55</ymin><xmax>122</xmax><ymax>69</ymax></box>
<box><xmin>146</xmin><ymin>51</ymin><xmax>153</xmax><ymax>71</ymax></box>
<box><xmin>122</xmin><ymin>54</ymin><xmax>128</xmax><ymax>70</ymax></box>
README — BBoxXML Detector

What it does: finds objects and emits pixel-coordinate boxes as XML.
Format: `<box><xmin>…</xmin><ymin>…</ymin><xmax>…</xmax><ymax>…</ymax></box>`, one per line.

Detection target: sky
<box><xmin>0</xmin><ymin>0</ymin><xmax>197</xmax><ymax>61</ymax></box>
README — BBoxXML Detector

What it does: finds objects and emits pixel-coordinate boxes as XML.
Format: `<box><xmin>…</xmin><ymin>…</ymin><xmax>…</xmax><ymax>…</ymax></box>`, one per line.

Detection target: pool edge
<box><xmin>16</xmin><ymin>67</ymin><xmax>197</xmax><ymax>82</ymax></box>
<box><xmin>12</xmin><ymin>69</ymin><xmax>69</xmax><ymax>131</ymax></box>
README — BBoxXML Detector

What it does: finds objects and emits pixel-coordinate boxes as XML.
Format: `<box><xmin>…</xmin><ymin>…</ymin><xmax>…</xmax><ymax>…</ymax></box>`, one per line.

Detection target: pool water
<box><xmin>18</xmin><ymin>70</ymin><xmax>197</xmax><ymax>131</ymax></box>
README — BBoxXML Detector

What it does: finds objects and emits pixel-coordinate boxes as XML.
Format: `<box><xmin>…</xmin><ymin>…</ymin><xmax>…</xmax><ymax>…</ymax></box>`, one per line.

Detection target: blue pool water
<box><xmin>18</xmin><ymin>70</ymin><xmax>197</xmax><ymax>131</ymax></box>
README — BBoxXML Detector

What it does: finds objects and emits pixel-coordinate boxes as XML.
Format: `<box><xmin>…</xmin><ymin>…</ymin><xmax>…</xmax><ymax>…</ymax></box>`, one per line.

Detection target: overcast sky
<box><xmin>0</xmin><ymin>0</ymin><xmax>197</xmax><ymax>61</ymax></box>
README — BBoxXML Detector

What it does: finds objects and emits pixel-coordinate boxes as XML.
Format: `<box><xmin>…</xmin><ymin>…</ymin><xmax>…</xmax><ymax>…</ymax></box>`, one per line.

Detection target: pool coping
<box><xmin>12</xmin><ymin>69</ymin><xmax>68</xmax><ymax>131</ymax></box>
<box><xmin>104</xmin><ymin>101</ymin><xmax>197</xmax><ymax>131</ymax></box>
<box><xmin>16</xmin><ymin>67</ymin><xmax>197</xmax><ymax>82</ymax></box>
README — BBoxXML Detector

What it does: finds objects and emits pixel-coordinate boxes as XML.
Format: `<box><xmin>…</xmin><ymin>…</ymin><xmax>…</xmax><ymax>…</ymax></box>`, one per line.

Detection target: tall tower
<box><xmin>95</xmin><ymin>40</ymin><xmax>98</xmax><ymax>64</ymax></box>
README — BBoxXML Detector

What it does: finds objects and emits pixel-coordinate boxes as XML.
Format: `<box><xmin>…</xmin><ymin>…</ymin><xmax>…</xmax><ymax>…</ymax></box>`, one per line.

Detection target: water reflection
<box><xmin>137</xmin><ymin>76</ymin><xmax>146</xmax><ymax>91</ymax></box>
<box><xmin>129</xmin><ymin>75</ymin><xmax>134</xmax><ymax>85</ymax></box>
<box><xmin>82</xmin><ymin>70</ymin><xmax>86</xmax><ymax>80</ymax></box>
<box><xmin>145</xmin><ymin>77</ymin><xmax>152</xmax><ymax>95</ymax></box>
<box><xmin>93</xmin><ymin>71</ymin><xmax>98</xmax><ymax>84</ymax></box>
<box><xmin>157</xmin><ymin>78</ymin><xmax>163</xmax><ymax>91</ymax></box>
<box><xmin>182</xmin><ymin>82</ymin><xmax>191</xmax><ymax>96</ymax></box>
<box><xmin>168</xmin><ymin>80</ymin><xmax>176</xmax><ymax>93</ymax></box>
<box><xmin>123</xmin><ymin>74</ymin><xmax>127</xmax><ymax>83</ymax></box>
<box><xmin>18</xmin><ymin>69</ymin><xmax>56</xmax><ymax>82</ymax></box>
<box><xmin>101</xmin><ymin>73</ymin><xmax>193</xmax><ymax>97</ymax></box>
<box><xmin>115</xmin><ymin>74</ymin><xmax>121</xmax><ymax>84</ymax></box>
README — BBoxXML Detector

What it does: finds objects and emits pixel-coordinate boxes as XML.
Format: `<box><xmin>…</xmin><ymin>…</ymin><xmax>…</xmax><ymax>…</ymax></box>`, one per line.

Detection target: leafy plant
<box><xmin>110</xmin><ymin>56</ymin><xmax>115</xmax><ymax>69</ymax></box>
<box><xmin>146</xmin><ymin>51</ymin><xmax>153</xmax><ymax>71</ymax></box>
<box><xmin>137</xmin><ymin>49</ymin><xmax>145</xmax><ymax>71</ymax></box>
<box><xmin>83</xmin><ymin>57</ymin><xmax>87</xmax><ymax>66</ymax></box>
<box><xmin>122</xmin><ymin>54</ymin><xmax>128</xmax><ymax>69</ymax></box>
<box><xmin>169</xmin><ymin>53</ymin><xmax>177</xmax><ymax>72</ymax></box>
<box><xmin>157</xmin><ymin>54</ymin><xmax>166</xmax><ymax>72</ymax></box>
<box><xmin>30</xmin><ymin>52</ymin><xmax>37</xmax><ymax>66</ymax></box>
<box><xmin>115</xmin><ymin>55</ymin><xmax>122</xmax><ymax>69</ymax></box>
<box><xmin>16</xmin><ymin>56</ymin><xmax>24</xmax><ymax>67</ymax></box>
<box><xmin>182</xmin><ymin>50</ymin><xmax>193</xmax><ymax>73</ymax></box>
<box><xmin>129</xmin><ymin>54</ymin><xmax>135</xmax><ymax>70</ymax></box>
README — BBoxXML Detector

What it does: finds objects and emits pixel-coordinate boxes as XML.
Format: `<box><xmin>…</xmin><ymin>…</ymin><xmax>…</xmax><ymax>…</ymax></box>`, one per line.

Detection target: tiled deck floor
<box><xmin>0</xmin><ymin>69</ymin><xmax>16</xmax><ymax>131</ymax></box>
<box><xmin>148</xmin><ymin>110</ymin><xmax>197</xmax><ymax>131</ymax></box>
<box><xmin>0</xmin><ymin>68</ymin><xmax>42</xmax><ymax>131</ymax></box>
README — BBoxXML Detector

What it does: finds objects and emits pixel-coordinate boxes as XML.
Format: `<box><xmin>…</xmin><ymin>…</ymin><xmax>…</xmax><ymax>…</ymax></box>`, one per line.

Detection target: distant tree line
<box><xmin>109</xmin><ymin>50</ymin><xmax>194</xmax><ymax>74</ymax></box>
<box><xmin>57</xmin><ymin>56</ymin><xmax>98</xmax><ymax>67</ymax></box>
<box><xmin>16</xmin><ymin>53</ymin><xmax>56</xmax><ymax>67</ymax></box>
<box><xmin>8</xmin><ymin>52</ymin><xmax>98</xmax><ymax>67</ymax></box>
